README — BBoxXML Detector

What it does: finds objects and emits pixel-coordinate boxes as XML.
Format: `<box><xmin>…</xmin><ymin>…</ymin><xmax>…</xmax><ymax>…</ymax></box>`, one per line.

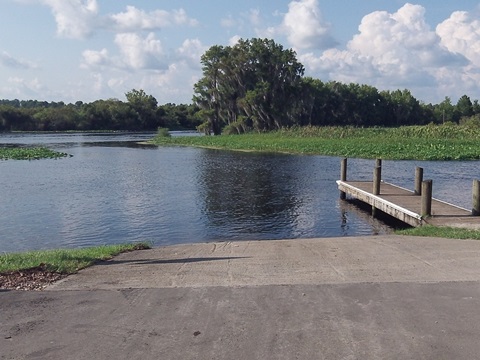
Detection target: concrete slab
<box><xmin>3</xmin><ymin>235</ymin><xmax>480</xmax><ymax>359</ymax></box>
<box><xmin>50</xmin><ymin>235</ymin><xmax>480</xmax><ymax>290</ymax></box>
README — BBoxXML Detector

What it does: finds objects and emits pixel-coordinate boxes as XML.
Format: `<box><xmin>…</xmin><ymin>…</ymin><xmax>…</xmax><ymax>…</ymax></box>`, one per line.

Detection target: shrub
<box><xmin>157</xmin><ymin>127</ymin><xmax>171</xmax><ymax>137</ymax></box>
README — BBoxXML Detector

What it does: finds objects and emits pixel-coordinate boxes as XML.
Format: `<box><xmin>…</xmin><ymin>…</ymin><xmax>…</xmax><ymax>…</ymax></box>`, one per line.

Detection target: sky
<box><xmin>1</xmin><ymin>1</ymin><xmax>480</xmax><ymax>105</ymax></box>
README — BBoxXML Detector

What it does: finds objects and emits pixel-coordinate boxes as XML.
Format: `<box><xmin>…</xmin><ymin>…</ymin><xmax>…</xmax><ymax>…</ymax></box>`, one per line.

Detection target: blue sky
<box><xmin>1</xmin><ymin>1</ymin><xmax>480</xmax><ymax>105</ymax></box>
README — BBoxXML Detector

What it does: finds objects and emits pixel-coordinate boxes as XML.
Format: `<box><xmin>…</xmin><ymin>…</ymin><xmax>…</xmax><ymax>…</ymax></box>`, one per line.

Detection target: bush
<box><xmin>460</xmin><ymin>114</ymin><xmax>480</xmax><ymax>128</ymax></box>
<box><xmin>157</xmin><ymin>127</ymin><xmax>171</xmax><ymax>137</ymax></box>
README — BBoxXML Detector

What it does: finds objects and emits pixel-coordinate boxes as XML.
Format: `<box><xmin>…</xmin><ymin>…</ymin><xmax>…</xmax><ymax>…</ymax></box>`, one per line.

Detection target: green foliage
<box><xmin>0</xmin><ymin>147</ymin><xmax>69</xmax><ymax>160</ymax></box>
<box><xmin>222</xmin><ymin>117</ymin><xmax>252</xmax><ymax>135</ymax></box>
<box><xmin>125</xmin><ymin>89</ymin><xmax>158</xmax><ymax>130</ymax></box>
<box><xmin>459</xmin><ymin>114</ymin><xmax>480</xmax><ymax>127</ymax></box>
<box><xmin>0</xmin><ymin>242</ymin><xmax>151</xmax><ymax>274</ymax></box>
<box><xmin>193</xmin><ymin>38</ymin><xmax>304</xmax><ymax>134</ymax></box>
<box><xmin>0</xmin><ymin>92</ymin><xmax>200</xmax><ymax>132</ymax></box>
<box><xmin>151</xmin><ymin>124</ymin><xmax>480</xmax><ymax>161</ymax></box>
<box><xmin>157</xmin><ymin>127</ymin><xmax>171</xmax><ymax>137</ymax></box>
<box><xmin>396</xmin><ymin>226</ymin><xmax>480</xmax><ymax>240</ymax></box>
<box><xmin>456</xmin><ymin>95</ymin><xmax>473</xmax><ymax>118</ymax></box>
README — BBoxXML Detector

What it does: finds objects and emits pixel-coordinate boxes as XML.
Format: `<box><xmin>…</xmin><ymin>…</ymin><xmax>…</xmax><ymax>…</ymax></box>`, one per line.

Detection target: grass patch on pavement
<box><xmin>0</xmin><ymin>242</ymin><xmax>151</xmax><ymax>274</ymax></box>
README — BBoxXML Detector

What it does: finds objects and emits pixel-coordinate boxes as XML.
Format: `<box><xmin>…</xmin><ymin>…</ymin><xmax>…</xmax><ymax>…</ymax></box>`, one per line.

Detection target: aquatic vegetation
<box><xmin>151</xmin><ymin>125</ymin><xmax>480</xmax><ymax>160</ymax></box>
<box><xmin>0</xmin><ymin>147</ymin><xmax>70</xmax><ymax>160</ymax></box>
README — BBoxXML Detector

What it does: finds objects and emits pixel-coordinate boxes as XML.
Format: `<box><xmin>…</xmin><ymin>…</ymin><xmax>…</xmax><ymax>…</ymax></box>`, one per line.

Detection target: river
<box><xmin>0</xmin><ymin>132</ymin><xmax>477</xmax><ymax>253</ymax></box>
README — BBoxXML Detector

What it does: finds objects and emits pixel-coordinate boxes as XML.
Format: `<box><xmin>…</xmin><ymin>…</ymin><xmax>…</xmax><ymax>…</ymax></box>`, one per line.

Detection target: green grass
<box><xmin>395</xmin><ymin>226</ymin><xmax>480</xmax><ymax>240</ymax></box>
<box><xmin>0</xmin><ymin>147</ymin><xmax>70</xmax><ymax>160</ymax></box>
<box><xmin>0</xmin><ymin>242</ymin><xmax>151</xmax><ymax>274</ymax></box>
<box><xmin>151</xmin><ymin>125</ymin><xmax>480</xmax><ymax>160</ymax></box>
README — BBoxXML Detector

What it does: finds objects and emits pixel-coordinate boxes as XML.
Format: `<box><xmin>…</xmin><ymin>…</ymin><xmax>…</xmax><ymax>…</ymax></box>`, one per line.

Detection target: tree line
<box><xmin>2</xmin><ymin>38</ymin><xmax>480</xmax><ymax>133</ymax></box>
<box><xmin>193</xmin><ymin>38</ymin><xmax>480</xmax><ymax>134</ymax></box>
<box><xmin>0</xmin><ymin>89</ymin><xmax>201</xmax><ymax>132</ymax></box>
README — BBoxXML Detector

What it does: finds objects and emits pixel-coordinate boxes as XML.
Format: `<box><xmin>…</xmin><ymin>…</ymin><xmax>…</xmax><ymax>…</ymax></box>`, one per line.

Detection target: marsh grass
<box><xmin>395</xmin><ymin>226</ymin><xmax>480</xmax><ymax>240</ymax></box>
<box><xmin>0</xmin><ymin>147</ymin><xmax>70</xmax><ymax>160</ymax></box>
<box><xmin>0</xmin><ymin>242</ymin><xmax>151</xmax><ymax>274</ymax></box>
<box><xmin>151</xmin><ymin>125</ymin><xmax>480</xmax><ymax>160</ymax></box>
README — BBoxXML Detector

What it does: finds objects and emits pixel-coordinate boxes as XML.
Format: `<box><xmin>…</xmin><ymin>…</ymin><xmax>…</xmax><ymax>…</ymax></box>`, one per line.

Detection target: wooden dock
<box><xmin>337</xmin><ymin>159</ymin><xmax>480</xmax><ymax>229</ymax></box>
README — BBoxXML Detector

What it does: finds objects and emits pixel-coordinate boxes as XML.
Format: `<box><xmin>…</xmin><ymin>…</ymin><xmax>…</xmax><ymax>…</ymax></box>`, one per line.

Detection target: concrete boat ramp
<box><xmin>3</xmin><ymin>235</ymin><xmax>480</xmax><ymax>359</ymax></box>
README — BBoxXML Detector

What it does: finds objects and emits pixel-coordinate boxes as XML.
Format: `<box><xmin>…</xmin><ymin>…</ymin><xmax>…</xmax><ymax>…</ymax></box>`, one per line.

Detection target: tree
<box><xmin>0</xmin><ymin>105</ymin><xmax>34</xmax><ymax>131</ymax></box>
<box><xmin>193</xmin><ymin>45</ymin><xmax>229</xmax><ymax>135</ymax></box>
<box><xmin>125</xmin><ymin>89</ymin><xmax>159</xmax><ymax>130</ymax></box>
<box><xmin>33</xmin><ymin>107</ymin><xmax>79</xmax><ymax>131</ymax></box>
<box><xmin>435</xmin><ymin>96</ymin><xmax>456</xmax><ymax>124</ymax></box>
<box><xmin>296</xmin><ymin>77</ymin><xmax>330</xmax><ymax>126</ymax></box>
<box><xmin>381</xmin><ymin>89</ymin><xmax>423</xmax><ymax>126</ymax></box>
<box><xmin>456</xmin><ymin>95</ymin><xmax>473</xmax><ymax>119</ymax></box>
<box><xmin>193</xmin><ymin>38</ymin><xmax>304</xmax><ymax>134</ymax></box>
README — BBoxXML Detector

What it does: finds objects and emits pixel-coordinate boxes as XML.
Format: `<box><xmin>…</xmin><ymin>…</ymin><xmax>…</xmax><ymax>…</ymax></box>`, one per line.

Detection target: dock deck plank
<box><xmin>337</xmin><ymin>180</ymin><xmax>480</xmax><ymax>229</ymax></box>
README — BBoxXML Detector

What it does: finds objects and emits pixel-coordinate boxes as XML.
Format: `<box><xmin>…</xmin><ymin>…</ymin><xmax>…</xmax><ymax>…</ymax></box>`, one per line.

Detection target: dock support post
<box><xmin>414</xmin><ymin>167</ymin><xmax>423</xmax><ymax>195</ymax></box>
<box><xmin>340</xmin><ymin>158</ymin><xmax>347</xmax><ymax>200</ymax></box>
<box><xmin>372</xmin><ymin>162</ymin><xmax>382</xmax><ymax>217</ymax></box>
<box><xmin>421</xmin><ymin>180</ymin><xmax>433</xmax><ymax>217</ymax></box>
<box><xmin>373</xmin><ymin>166</ymin><xmax>381</xmax><ymax>196</ymax></box>
<box><xmin>473</xmin><ymin>180</ymin><xmax>480</xmax><ymax>216</ymax></box>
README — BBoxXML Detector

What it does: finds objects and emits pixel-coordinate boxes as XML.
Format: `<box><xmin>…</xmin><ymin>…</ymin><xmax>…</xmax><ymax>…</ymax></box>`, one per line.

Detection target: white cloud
<box><xmin>114</xmin><ymin>32</ymin><xmax>167</xmax><ymax>70</ymax></box>
<box><xmin>0</xmin><ymin>51</ymin><xmax>37</xmax><ymax>69</ymax></box>
<box><xmin>140</xmin><ymin>63</ymin><xmax>199</xmax><ymax>103</ymax></box>
<box><xmin>176</xmin><ymin>39</ymin><xmax>206</xmax><ymax>69</ymax></box>
<box><xmin>41</xmin><ymin>0</ymin><xmax>98</xmax><ymax>39</ymax></box>
<box><xmin>4</xmin><ymin>77</ymin><xmax>45</xmax><ymax>97</ymax></box>
<box><xmin>280</xmin><ymin>0</ymin><xmax>336</xmax><ymax>50</ymax></box>
<box><xmin>300</xmin><ymin>3</ymin><xmax>468</xmax><ymax>101</ymax></box>
<box><xmin>221</xmin><ymin>9</ymin><xmax>263</xmax><ymax>36</ymax></box>
<box><xmin>78</xmin><ymin>62</ymin><xmax>197</xmax><ymax>104</ymax></box>
<box><xmin>437</xmin><ymin>11</ymin><xmax>480</xmax><ymax>67</ymax></box>
<box><xmin>80</xmin><ymin>48</ymin><xmax>110</xmax><ymax>69</ymax></box>
<box><xmin>36</xmin><ymin>2</ymin><xmax>198</xmax><ymax>39</ymax></box>
<box><xmin>109</xmin><ymin>6</ymin><xmax>198</xmax><ymax>32</ymax></box>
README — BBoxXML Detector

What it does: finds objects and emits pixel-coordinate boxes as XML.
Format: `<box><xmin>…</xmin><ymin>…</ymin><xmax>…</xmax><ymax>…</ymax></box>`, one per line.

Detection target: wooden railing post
<box><xmin>421</xmin><ymin>180</ymin><xmax>433</xmax><ymax>217</ymax></box>
<box><xmin>473</xmin><ymin>179</ymin><xmax>480</xmax><ymax>216</ymax></box>
<box><xmin>414</xmin><ymin>167</ymin><xmax>423</xmax><ymax>195</ymax></box>
<box><xmin>340</xmin><ymin>158</ymin><xmax>347</xmax><ymax>200</ymax></box>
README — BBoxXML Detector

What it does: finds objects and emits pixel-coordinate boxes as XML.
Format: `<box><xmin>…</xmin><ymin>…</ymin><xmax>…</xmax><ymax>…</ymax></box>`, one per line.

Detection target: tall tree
<box><xmin>193</xmin><ymin>38</ymin><xmax>304</xmax><ymax>134</ymax></box>
<box><xmin>381</xmin><ymin>89</ymin><xmax>423</xmax><ymax>126</ymax></box>
<box><xmin>435</xmin><ymin>96</ymin><xmax>456</xmax><ymax>124</ymax></box>
<box><xmin>456</xmin><ymin>94</ymin><xmax>473</xmax><ymax>119</ymax></box>
<box><xmin>192</xmin><ymin>45</ymin><xmax>230</xmax><ymax>135</ymax></box>
<box><xmin>125</xmin><ymin>89</ymin><xmax>159</xmax><ymax>130</ymax></box>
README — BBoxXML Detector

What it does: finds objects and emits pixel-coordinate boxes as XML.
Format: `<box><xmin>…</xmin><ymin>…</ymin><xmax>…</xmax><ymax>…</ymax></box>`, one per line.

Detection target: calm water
<box><xmin>0</xmin><ymin>132</ymin><xmax>477</xmax><ymax>253</ymax></box>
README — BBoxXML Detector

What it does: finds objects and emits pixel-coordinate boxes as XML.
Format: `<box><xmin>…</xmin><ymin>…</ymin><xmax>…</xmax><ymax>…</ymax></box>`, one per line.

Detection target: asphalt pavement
<box><xmin>2</xmin><ymin>235</ymin><xmax>480</xmax><ymax>359</ymax></box>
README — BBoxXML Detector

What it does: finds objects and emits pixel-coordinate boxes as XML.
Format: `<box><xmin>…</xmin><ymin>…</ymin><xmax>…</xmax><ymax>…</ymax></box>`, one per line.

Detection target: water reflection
<box><xmin>198</xmin><ymin>151</ymin><xmax>301</xmax><ymax>239</ymax></box>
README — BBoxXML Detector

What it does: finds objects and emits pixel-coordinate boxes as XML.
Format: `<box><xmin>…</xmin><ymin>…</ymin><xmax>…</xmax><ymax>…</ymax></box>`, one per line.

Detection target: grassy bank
<box><xmin>0</xmin><ymin>242</ymin><xmax>151</xmax><ymax>274</ymax></box>
<box><xmin>396</xmin><ymin>226</ymin><xmax>480</xmax><ymax>240</ymax></box>
<box><xmin>152</xmin><ymin>125</ymin><xmax>480</xmax><ymax>160</ymax></box>
<box><xmin>0</xmin><ymin>147</ymin><xmax>70</xmax><ymax>160</ymax></box>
